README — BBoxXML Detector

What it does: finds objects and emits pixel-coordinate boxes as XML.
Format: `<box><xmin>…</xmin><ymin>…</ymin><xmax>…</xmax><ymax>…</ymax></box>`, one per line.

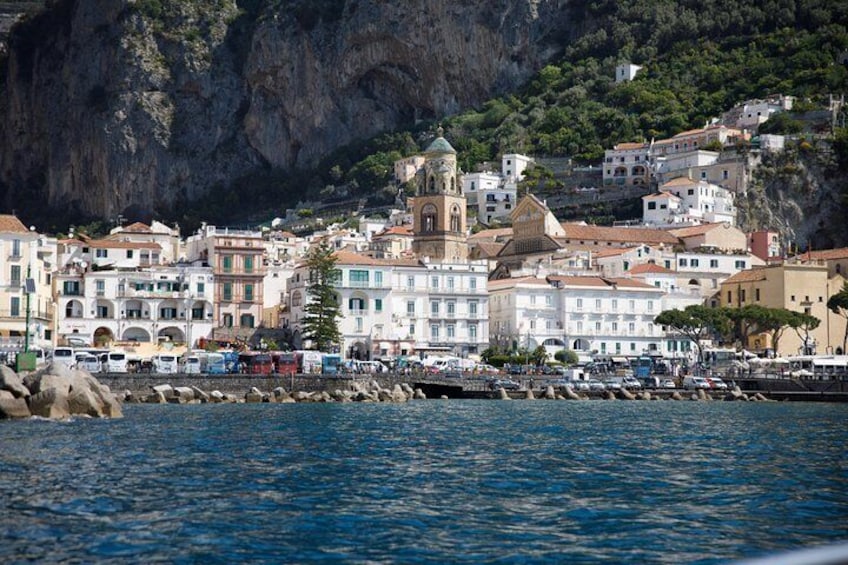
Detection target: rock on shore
<box><xmin>0</xmin><ymin>363</ymin><xmax>123</xmax><ymax>420</ymax></box>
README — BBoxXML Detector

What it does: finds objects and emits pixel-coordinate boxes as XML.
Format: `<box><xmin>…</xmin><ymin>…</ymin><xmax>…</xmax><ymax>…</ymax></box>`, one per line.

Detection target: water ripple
<box><xmin>0</xmin><ymin>401</ymin><xmax>846</xmax><ymax>563</ymax></box>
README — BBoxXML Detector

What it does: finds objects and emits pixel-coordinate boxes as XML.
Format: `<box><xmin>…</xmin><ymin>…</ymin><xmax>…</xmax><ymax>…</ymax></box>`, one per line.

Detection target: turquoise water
<box><xmin>1</xmin><ymin>401</ymin><xmax>846</xmax><ymax>564</ymax></box>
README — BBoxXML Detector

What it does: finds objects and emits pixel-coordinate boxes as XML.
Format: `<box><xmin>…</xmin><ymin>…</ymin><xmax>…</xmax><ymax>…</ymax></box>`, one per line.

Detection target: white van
<box><xmin>182</xmin><ymin>355</ymin><xmax>203</xmax><ymax>374</ymax></box>
<box><xmin>683</xmin><ymin>375</ymin><xmax>711</xmax><ymax>390</ymax></box>
<box><xmin>104</xmin><ymin>352</ymin><xmax>129</xmax><ymax>373</ymax></box>
<box><xmin>53</xmin><ymin>347</ymin><xmax>76</xmax><ymax>368</ymax></box>
<box><xmin>76</xmin><ymin>354</ymin><xmax>101</xmax><ymax>373</ymax></box>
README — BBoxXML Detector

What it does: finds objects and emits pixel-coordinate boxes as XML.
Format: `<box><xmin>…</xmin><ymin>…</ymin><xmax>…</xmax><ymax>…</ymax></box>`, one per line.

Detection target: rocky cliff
<box><xmin>0</xmin><ymin>0</ymin><xmax>576</xmax><ymax>225</ymax></box>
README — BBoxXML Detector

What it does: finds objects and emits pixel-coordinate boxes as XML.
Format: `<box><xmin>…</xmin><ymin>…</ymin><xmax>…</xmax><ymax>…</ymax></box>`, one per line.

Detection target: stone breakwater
<box><xmin>125</xmin><ymin>380</ymin><xmax>428</xmax><ymax>404</ymax></box>
<box><xmin>0</xmin><ymin>363</ymin><xmax>123</xmax><ymax>419</ymax></box>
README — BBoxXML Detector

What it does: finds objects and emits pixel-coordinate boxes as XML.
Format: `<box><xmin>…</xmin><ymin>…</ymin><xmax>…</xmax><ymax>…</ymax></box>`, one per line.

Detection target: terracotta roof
<box><xmin>0</xmin><ymin>214</ymin><xmax>30</xmax><ymax>233</ymax></box>
<box><xmin>672</xmin><ymin>127</ymin><xmax>707</xmax><ymax>138</ymax></box>
<box><xmin>471</xmin><ymin>241</ymin><xmax>505</xmax><ymax>258</ymax></box>
<box><xmin>795</xmin><ymin>248</ymin><xmax>848</xmax><ymax>261</ymax></box>
<box><xmin>722</xmin><ymin>268</ymin><xmax>768</xmax><ymax>284</ymax></box>
<box><xmin>119</xmin><ymin>222</ymin><xmax>152</xmax><ymax>233</ymax></box>
<box><xmin>547</xmin><ymin>275</ymin><xmax>657</xmax><ymax>289</ymax></box>
<box><xmin>661</xmin><ymin>177</ymin><xmax>695</xmax><ymax>188</ymax></box>
<box><xmin>88</xmin><ymin>239</ymin><xmax>162</xmax><ymax>250</ymax></box>
<box><xmin>487</xmin><ymin>276</ymin><xmax>550</xmax><ymax>290</ymax></box>
<box><xmin>667</xmin><ymin>223</ymin><xmax>727</xmax><ymax>238</ymax></box>
<box><xmin>332</xmin><ymin>250</ymin><xmax>420</xmax><ymax>267</ymax></box>
<box><xmin>59</xmin><ymin>238</ymin><xmax>85</xmax><ymax>245</ymax></box>
<box><xmin>594</xmin><ymin>247</ymin><xmax>635</xmax><ymax>258</ymax></box>
<box><xmin>373</xmin><ymin>226</ymin><xmax>413</xmax><ymax>238</ymax></box>
<box><xmin>612</xmin><ymin>142</ymin><xmax>648</xmax><ymax>150</ymax></box>
<box><xmin>628</xmin><ymin>263</ymin><xmax>675</xmax><ymax>275</ymax></box>
<box><xmin>469</xmin><ymin>227</ymin><xmax>513</xmax><ymax>240</ymax></box>
<box><xmin>278</xmin><ymin>231</ymin><xmax>297</xmax><ymax>239</ymax></box>
<box><xmin>558</xmin><ymin>223</ymin><xmax>680</xmax><ymax>245</ymax></box>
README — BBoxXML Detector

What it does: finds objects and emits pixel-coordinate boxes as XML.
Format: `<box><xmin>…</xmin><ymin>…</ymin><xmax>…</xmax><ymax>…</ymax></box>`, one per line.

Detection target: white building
<box><xmin>55</xmin><ymin>264</ymin><xmax>214</xmax><ymax>349</ymax></box>
<box><xmin>286</xmin><ymin>252</ymin><xmax>489</xmax><ymax>359</ymax></box>
<box><xmin>643</xmin><ymin>177</ymin><xmax>736</xmax><ymax>226</ymax></box>
<box><xmin>0</xmin><ymin>216</ymin><xmax>56</xmax><ymax>351</ymax></box>
<box><xmin>462</xmin><ymin>153</ymin><xmax>532</xmax><ymax>225</ymax></box>
<box><xmin>615</xmin><ymin>63</ymin><xmax>642</xmax><ymax>83</ymax></box>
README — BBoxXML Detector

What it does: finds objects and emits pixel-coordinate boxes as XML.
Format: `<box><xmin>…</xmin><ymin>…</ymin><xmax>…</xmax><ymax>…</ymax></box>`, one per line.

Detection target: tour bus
<box><xmin>103</xmin><ymin>351</ymin><xmax>129</xmax><ymax>373</ymax></box>
<box><xmin>238</xmin><ymin>352</ymin><xmax>274</xmax><ymax>375</ymax></box>
<box><xmin>76</xmin><ymin>353</ymin><xmax>102</xmax><ymax>373</ymax></box>
<box><xmin>182</xmin><ymin>353</ymin><xmax>204</xmax><ymax>374</ymax></box>
<box><xmin>272</xmin><ymin>351</ymin><xmax>298</xmax><ymax>376</ymax></box>
<box><xmin>152</xmin><ymin>353</ymin><xmax>179</xmax><ymax>374</ymax></box>
<box><xmin>321</xmin><ymin>354</ymin><xmax>342</xmax><ymax>375</ymax></box>
<box><xmin>296</xmin><ymin>350</ymin><xmax>323</xmax><ymax>374</ymax></box>
<box><xmin>206</xmin><ymin>352</ymin><xmax>228</xmax><ymax>374</ymax></box>
<box><xmin>53</xmin><ymin>347</ymin><xmax>76</xmax><ymax>368</ymax></box>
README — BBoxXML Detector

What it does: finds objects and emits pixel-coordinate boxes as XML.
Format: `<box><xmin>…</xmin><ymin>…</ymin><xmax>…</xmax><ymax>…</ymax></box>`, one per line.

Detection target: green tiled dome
<box><xmin>425</xmin><ymin>127</ymin><xmax>456</xmax><ymax>154</ymax></box>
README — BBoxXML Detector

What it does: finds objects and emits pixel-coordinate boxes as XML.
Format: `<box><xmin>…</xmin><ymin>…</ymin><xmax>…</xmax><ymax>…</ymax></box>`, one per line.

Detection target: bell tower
<box><xmin>410</xmin><ymin>128</ymin><xmax>468</xmax><ymax>262</ymax></box>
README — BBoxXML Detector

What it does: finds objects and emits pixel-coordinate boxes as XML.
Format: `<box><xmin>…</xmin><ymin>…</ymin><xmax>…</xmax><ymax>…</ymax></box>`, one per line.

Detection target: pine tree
<box><xmin>301</xmin><ymin>242</ymin><xmax>342</xmax><ymax>351</ymax></box>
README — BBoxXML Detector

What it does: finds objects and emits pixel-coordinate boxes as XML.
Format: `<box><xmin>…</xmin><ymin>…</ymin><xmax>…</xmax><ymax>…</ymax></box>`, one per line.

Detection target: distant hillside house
<box><xmin>615</xmin><ymin>63</ymin><xmax>642</xmax><ymax>83</ymax></box>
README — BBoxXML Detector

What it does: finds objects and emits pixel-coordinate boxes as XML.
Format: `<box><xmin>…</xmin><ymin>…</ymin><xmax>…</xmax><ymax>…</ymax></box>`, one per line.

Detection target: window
<box><xmin>10</xmin><ymin>296</ymin><xmax>20</xmax><ymax>317</ymax></box>
<box><xmin>577</xmin><ymin>321</ymin><xmax>583</xmax><ymax>333</ymax></box>
<box><xmin>469</xmin><ymin>301</ymin><xmax>478</xmax><ymax>318</ymax></box>
<box><xmin>97</xmin><ymin>305</ymin><xmax>109</xmax><ymax>318</ymax></box>
<box><xmin>431</xmin><ymin>300</ymin><xmax>439</xmax><ymax>316</ymax></box>
<box><xmin>96</xmin><ymin>279</ymin><xmax>105</xmax><ymax>296</ymax></box>
<box><xmin>96</xmin><ymin>249</ymin><xmax>108</xmax><ymax>258</ymax></box>
<box><xmin>469</xmin><ymin>324</ymin><xmax>477</xmax><ymax>340</ymax></box>
<box><xmin>223</xmin><ymin>313</ymin><xmax>233</xmax><ymax>327</ymax></box>
<box><xmin>408</xmin><ymin>323</ymin><xmax>415</xmax><ymax>336</ymax></box>
<box><xmin>222</xmin><ymin>255</ymin><xmax>233</xmax><ymax>273</ymax></box>
<box><xmin>628</xmin><ymin>322</ymin><xmax>635</xmax><ymax>333</ymax></box>
<box><xmin>679</xmin><ymin>258</ymin><xmax>688</xmax><ymax>267</ymax></box>
<box><xmin>447</xmin><ymin>276</ymin><xmax>455</xmax><ymax>290</ymax></box>
<box><xmin>647</xmin><ymin>300</ymin><xmax>654</xmax><ymax>312</ymax></box>
<box><xmin>470</xmin><ymin>277</ymin><xmax>477</xmax><ymax>291</ymax></box>
<box><xmin>407</xmin><ymin>276</ymin><xmax>414</xmax><ymax>289</ymax></box>
<box><xmin>530</xmin><ymin>320</ymin><xmax>536</xmax><ymax>330</ymax></box>
<box><xmin>447</xmin><ymin>324</ymin><xmax>455</xmax><ymax>339</ymax></box>
<box><xmin>11</xmin><ymin>239</ymin><xmax>20</xmax><ymax>257</ymax></box>
<box><xmin>431</xmin><ymin>325</ymin><xmax>440</xmax><ymax>340</ymax></box>
<box><xmin>10</xmin><ymin>265</ymin><xmax>20</xmax><ymax>287</ymax></box>
<box><xmin>450</xmin><ymin>205</ymin><xmax>461</xmax><ymax>232</ymax></box>
<box><xmin>727</xmin><ymin>291</ymin><xmax>732</xmax><ymax>303</ymax></box>
<box><xmin>755</xmin><ymin>288</ymin><xmax>760</xmax><ymax>301</ymax></box>
<box><xmin>422</xmin><ymin>204</ymin><xmax>438</xmax><ymax>232</ymax></box>
<box><xmin>690</xmin><ymin>259</ymin><xmax>699</xmax><ymax>267</ymax></box>
<box><xmin>244</xmin><ymin>284</ymin><xmax>254</xmax><ymax>302</ymax></box>
<box><xmin>197</xmin><ymin>282</ymin><xmax>205</xmax><ymax>296</ymax></box>
<box><xmin>159</xmin><ymin>307</ymin><xmax>177</xmax><ymax>319</ymax></box>
<box><xmin>447</xmin><ymin>301</ymin><xmax>455</xmax><ymax>318</ymax></box>
<box><xmin>612</xmin><ymin>322</ymin><xmax>618</xmax><ymax>332</ymax></box>
<box><xmin>576</xmin><ymin>298</ymin><xmax>583</xmax><ymax>309</ymax></box>
<box><xmin>355</xmin><ymin>317</ymin><xmax>363</xmax><ymax>333</ymax></box>
<box><xmin>530</xmin><ymin>295</ymin><xmax>536</xmax><ymax>306</ymax></box>
<box><xmin>629</xmin><ymin>300</ymin><xmax>635</xmax><ymax>311</ymax></box>
<box><xmin>244</xmin><ymin>256</ymin><xmax>254</xmax><ymax>273</ymax></box>
<box><xmin>595</xmin><ymin>299</ymin><xmax>601</xmax><ymax>309</ymax></box>
<box><xmin>648</xmin><ymin>201</ymin><xmax>656</xmax><ymax>210</ymax></box>
<box><xmin>375</xmin><ymin>299</ymin><xmax>382</xmax><ymax>312</ymax></box>
<box><xmin>545</xmin><ymin>295</ymin><xmax>552</xmax><ymax>306</ymax></box>
<box><xmin>407</xmin><ymin>300</ymin><xmax>415</xmax><ymax>315</ymax></box>
<box><xmin>664</xmin><ymin>260</ymin><xmax>671</xmax><ymax>269</ymax></box>
<box><xmin>240</xmin><ymin>314</ymin><xmax>255</xmax><ymax>328</ymax></box>
<box><xmin>735</xmin><ymin>260</ymin><xmax>746</xmax><ymax>269</ymax></box>
<box><xmin>710</xmin><ymin>259</ymin><xmax>719</xmax><ymax>268</ymax></box>
<box><xmin>612</xmin><ymin>299</ymin><xmax>618</xmax><ymax>311</ymax></box>
<box><xmin>740</xmin><ymin>289</ymin><xmax>746</xmax><ymax>302</ymax></box>
<box><xmin>223</xmin><ymin>283</ymin><xmax>233</xmax><ymax>301</ymax></box>
<box><xmin>126</xmin><ymin>250</ymin><xmax>133</xmax><ymax>259</ymax></box>
<box><xmin>595</xmin><ymin>321</ymin><xmax>601</xmax><ymax>332</ymax></box>
<box><xmin>349</xmin><ymin>269</ymin><xmax>369</xmax><ymax>287</ymax></box>
<box><xmin>374</xmin><ymin>271</ymin><xmax>383</xmax><ymax>286</ymax></box>
<box><xmin>431</xmin><ymin>276</ymin><xmax>439</xmax><ymax>289</ymax></box>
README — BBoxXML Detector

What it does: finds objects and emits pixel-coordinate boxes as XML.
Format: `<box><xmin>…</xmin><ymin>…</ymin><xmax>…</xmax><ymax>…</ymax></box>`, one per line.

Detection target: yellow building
<box><xmin>719</xmin><ymin>261</ymin><xmax>847</xmax><ymax>355</ymax></box>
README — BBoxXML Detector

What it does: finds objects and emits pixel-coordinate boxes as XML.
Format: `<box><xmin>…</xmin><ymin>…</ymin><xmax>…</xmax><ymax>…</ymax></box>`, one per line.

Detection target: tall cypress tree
<box><xmin>301</xmin><ymin>242</ymin><xmax>342</xmax><ymax>351</ymax></box>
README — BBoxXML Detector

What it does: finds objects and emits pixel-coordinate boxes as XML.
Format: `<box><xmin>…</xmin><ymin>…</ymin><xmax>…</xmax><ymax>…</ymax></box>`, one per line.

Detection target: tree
<box><xmin>654</xmin><ymin>305</ymin><xmax>731</xmax><ymax>363</ymax></box>
<box><xmin>555</xmin><ymin>349</ymin><xmax>579</xmax><ymax>365</ymax></box>
<box><xmin>827</xmin><ymin>282</ymin><xmax>848</xmax><ymax>354</ymax></box>
<box><xmin>301</xmin><ymin>242</ymin><xmax>342</xmax><ymax>352</ymax></box>
<box><xmin>788</xmin><ymin>311</ymin><xmax>821</xmax><ymax>355</ymax></box>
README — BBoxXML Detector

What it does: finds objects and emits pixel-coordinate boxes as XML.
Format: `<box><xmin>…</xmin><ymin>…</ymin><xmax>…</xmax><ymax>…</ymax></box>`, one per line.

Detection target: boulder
<box><xmin>604</xmin><ymin>391</ymin><xmax>616</xmax><ymax>400</ymax></box>
<box><xmin>151</xmin><ymin>384</ymin><xmax>174</xmax><ymax>398</ymax></box>
<box><xmin>0</xmin><ymin>393</ymin><xmax>31</xmax><ymax>419</ymax></box>
<box><xmin>210</xmin><ymin>390</ymin><xmax>225</xmax><ymax>402</ymax></box>
<box><xmin>497</xmin><ymin>387</ymin><xmax>510</xmax><ymax>400</ymax></box>
<box><xmin>618</xmin><ymin>388</ymin><xmax>636</xmax><ymax>400</ymax></box>
<box><xmin>391</xmin><ymin>384</ymin><xmax>408</xmax><ymax>403</ymax></box>
<box><xmin>524</xmin><ymin>389</ymin><xmax>536</xmax><ymax>400</ymax></box>
<box><xmin>543</xmin><ymin>385</ymin><xmax>556</xmax><ymax>400</ymax></box>
<box><xmin>670</xmin><ymin>391</ymin><xmax>684</xmax><ymax>401</ymax></box>
<box><xmin>0</xmin><ymin>365</ymin><xmax>30</xmax><ymax>398</ymax></box>
<box><xmin>68</xmin><ymin>387</ymin><xmax>104</xmax><ymax>417</ymax></box>
<box><xmin>244</xmin><ymin>390</ymin><xmax>263</xmax><ymax>403</ymax></box>
<box><xmin>28</xmin><ymin>387</ymin><xmax>70</xmax><ymax>419</ymax></box>
<box><xmin>413</xmin><ymin>388</ymin><xmax>427</xmax><ymax>400</ymax></box>
<box><xmin>173</xmin><ymin>387</ymin><xmax>196</xmax><ymax>401</ymax></box>
<box><xmin>191</xmin><ymin>386</ymin><xmax>209</xmax><ymax>402</ymax></box>
<box><xmin>563</xmin><ymin>387</ymin><xmax>582</xmax><ymax>400</ymax></box>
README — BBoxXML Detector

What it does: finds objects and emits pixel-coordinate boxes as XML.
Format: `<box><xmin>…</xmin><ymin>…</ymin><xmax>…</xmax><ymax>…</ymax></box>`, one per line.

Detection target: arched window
<box><xmin>428</xmin><ymin>176</ymin><xmax>435</xmax><ymax>193</ymax></box>
<box><xmin>450</xmin><ymin>205</ymin><xmax>461</xmax><ymax>232</ymax></box>
<box><xmin>422</xmin><ymin>204</ymin><xmax>438</xmax><ymax>233</ymax></box>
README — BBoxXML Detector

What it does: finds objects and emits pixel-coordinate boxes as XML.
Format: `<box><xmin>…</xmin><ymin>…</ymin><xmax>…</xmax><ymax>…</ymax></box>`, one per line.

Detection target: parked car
<box><xmin>488</xmin><ymin>378</ymin><xmax>520</xmax><ymax>391</ymax></box>
<box><xmin>476</xmin><ymin>364</ymin><xmax>501</xmax><ymax>375</ymax></box>
<box><xmin>572</xmin><ymin>380</ymin><xmax>591</xmax><ymax>392</ymax></box>
<box><xmin>587</xmin><ymin>379</ymin><xmax>606</xmax><ymax>391</ymax></box>
<box><xmin>549</xmin><ymin>379</ymin><xmax>574</xmax><ymax>389</ymax></box>
<box><xmin>707</xmin><ymin>377</ymin><xmax>729</xmax><ymax>390</ymax></box>
<box><xmin>622</xmin><ymin>376</ymin><xmax>643</xmax><ymax>390</ymax></box>
<box><xmin>603</xmin><ymin>377</ymin><xmax>623</xmax><ymax>391</ymax></box>
<box><xmin>661</xmin><ymin>379</ymin><xmax>677</xmax><ymax>389</ymax></box>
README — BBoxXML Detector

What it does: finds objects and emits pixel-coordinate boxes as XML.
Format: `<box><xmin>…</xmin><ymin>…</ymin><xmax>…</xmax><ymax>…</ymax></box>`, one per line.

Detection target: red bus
<box><xmin>271</xmin><ymin>351</ymin><xmax>298</xmax><ymax>376</ymax></box>
<box><xmin>238</xmin><ymin>352</ymin><xmax>274</xmax><ymax>375</ymax></box>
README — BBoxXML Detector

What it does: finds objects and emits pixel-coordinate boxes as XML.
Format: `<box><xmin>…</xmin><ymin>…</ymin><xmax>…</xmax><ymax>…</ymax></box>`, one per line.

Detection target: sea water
<box><xmin>1</xmin><ymin>401</ymin><xmax>846</xmax><ymax>564</ymax></box>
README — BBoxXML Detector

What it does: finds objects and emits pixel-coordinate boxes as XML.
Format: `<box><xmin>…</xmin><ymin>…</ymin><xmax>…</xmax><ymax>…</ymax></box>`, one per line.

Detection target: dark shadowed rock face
<box><xmin>0</xmin><ymin>0</ymin><xmax>577</xmax><ymax>221</ymax></box>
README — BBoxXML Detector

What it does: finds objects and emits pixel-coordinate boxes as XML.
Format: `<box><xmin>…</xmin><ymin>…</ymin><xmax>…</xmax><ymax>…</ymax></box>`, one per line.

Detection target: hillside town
<box><xmin>1</xmin><ymin>93</ymin><xmax>846</xmax><ymax>378</ymax></box>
